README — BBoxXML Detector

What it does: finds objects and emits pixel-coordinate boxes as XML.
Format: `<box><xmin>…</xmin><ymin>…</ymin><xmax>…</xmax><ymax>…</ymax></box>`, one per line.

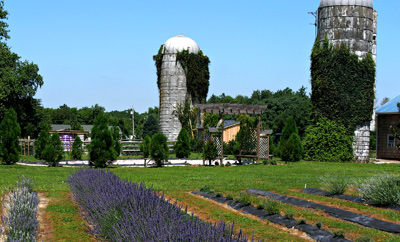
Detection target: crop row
<box><xmin>0</xmin><ymin>175</ymin><xmax>39</xmax><ymax>242</ymax></box>
<box><xmin>67</xmin><ymin>169</ymin><xmax>253</xmax><ymax>242</ymax></box>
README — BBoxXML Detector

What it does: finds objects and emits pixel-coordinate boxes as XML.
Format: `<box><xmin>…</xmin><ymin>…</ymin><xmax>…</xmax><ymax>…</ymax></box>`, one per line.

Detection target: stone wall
<box><xmin>353</xmin><ymin>121</ymin><xmax>371</xmax><ymax>161</ymax></box>
<box><xmin>377</xmin><ymin>114</ymin><xmax>400</xmax><ymax>160</ymax></box>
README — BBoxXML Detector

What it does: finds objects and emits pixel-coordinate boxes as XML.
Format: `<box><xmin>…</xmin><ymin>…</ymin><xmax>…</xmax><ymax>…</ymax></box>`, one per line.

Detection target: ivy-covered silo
<box><xmin>316</xmin><ymin>0</ymin><xmax>377</xmax><ymax>162</ymax></box>
<box><xmin>154</xmin><ymin>35</ymin><xmax>210</xmax><ymax>141</ymax></box>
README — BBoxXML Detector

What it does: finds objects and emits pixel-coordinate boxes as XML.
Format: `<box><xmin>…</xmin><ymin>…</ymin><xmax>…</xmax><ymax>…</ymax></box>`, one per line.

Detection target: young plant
<box><xmin>315</xmin><ymin>221</ymin><xmax>322</xmax><ymax>229</ymax></box>
<box><xmin>264</xmin><ymin>199</ymin><xmax>280</xmax><ymax>215</ymax></box>
<box><xmin>355</xmin><ymin>236</ymin><xmax>374</xmax><ymax>242</ymax></box>
<box><xmin>319</xmin><ymin>172</ymin><xmax>349</xmax><ymax>195</ymax></box>
<box><xmin>297</xmin><ymin>218</ymin><xmax>306</xmax><ymax>225</ymax></box>
<box><xmin>284</xmin><ymin>211</ymin><xmax>294</xmax><ymax>220</ymax></box>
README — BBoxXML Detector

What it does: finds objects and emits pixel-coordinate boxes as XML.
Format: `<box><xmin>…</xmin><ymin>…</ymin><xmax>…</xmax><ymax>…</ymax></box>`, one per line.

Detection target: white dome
<box><xmin>163</xmin><ymin>35</ymin><xmax>200</xmax><ymax>54</ymax></box>
<box><xmin>319</xmin><ymin>0</ymin><xmax>373</xmax><ymax>8</ymax></box>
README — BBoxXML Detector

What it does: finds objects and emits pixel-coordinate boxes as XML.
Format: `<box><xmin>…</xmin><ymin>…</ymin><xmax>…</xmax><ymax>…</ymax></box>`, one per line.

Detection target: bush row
<box><xmin>67</xmin><ymin>169</ymin><xmax>251</xmax><ymax>242</ymax></box>
<box><xmin>0</xmin><ymin>175</ymin><xmax>39</xmax><ymax>241</ymax></box>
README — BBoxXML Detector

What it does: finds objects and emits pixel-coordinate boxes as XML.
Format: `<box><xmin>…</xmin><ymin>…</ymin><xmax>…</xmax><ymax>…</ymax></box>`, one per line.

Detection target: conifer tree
<box><xmin>142</xmin><ymin>114</ymin><xmax>159</xmax><ymax>138</ymax></box>
<box><xmin>34</xmin><ymin>123</ymin><xmax>51</xmax><ymax>160</ymax></box>
<box><xmin>42</xmin><ymin>133</ymin><xmax>64</xmax><ymax>167</ymax></box>
<box><xmin>0</xmin><ymin>108</ymin><xmax>21</xmax><ymax>164</ymax></box>
<box><xmin>150</xmin><ymin>133</ymin><xmax>169</xmax><ymax>167</ymax></box>
<box><xmin>139</xmin><ymin>135</ymin><xmax>151</xmax><ymax>159</ymax></box>
<box><xmin>279</xmin><ymin>117</ymin><xmax>302</xmax><ymax>162</ymax></box>
<box><xmin>174</xmin><ymin>128</ymin><xmax>191</xmax><ymax>158</ymax></box>
<box><xmin>71</xmin><ymin>136</ymin><xmax>83</xmax><ymax>160</ymax></box>
<box><xmin>203</xmin><ymin>139</ymin><xmax>218</xmax><ymax>166</ymax></box>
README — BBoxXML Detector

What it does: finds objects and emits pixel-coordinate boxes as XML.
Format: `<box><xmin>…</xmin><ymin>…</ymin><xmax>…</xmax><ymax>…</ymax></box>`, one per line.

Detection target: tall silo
<box><xmin>317</xmin><ymin>0</ymin><xmax>377</xmax><ymax>161</ymax></box>
<box><xmin>155</xmin><ymin>35</ymin><xmax>205</xmax><ymax>141</ymax></box>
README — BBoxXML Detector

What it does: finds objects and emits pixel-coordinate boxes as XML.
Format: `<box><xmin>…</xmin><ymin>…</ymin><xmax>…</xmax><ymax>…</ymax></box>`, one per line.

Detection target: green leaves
<box><xmin>0</xmin><ymin>108</ymin><xmax>21</xmax><ymax>164</ymax></box>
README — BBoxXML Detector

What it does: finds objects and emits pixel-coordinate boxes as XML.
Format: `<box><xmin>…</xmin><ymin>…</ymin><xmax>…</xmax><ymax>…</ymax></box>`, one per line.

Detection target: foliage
<box><xmin>139</xmin><ymin>135</ymin><xmax>151</xmax><ymax>159</ymax></box>
<box><xmin>355</xmin><ymin>236</ymin><xmax>374</xmax><ymax>242</ymax></box>
<box><xmin>303</xmin><ymin>117</ymin><xmax>353</xmax><ymax>162</ymax></box>
<box><xmin>174</xmin><ymin>128</ymin><xmax>191</xmax><ymax>158</ymax></box>
<box><xmin>0</xmin><ymin>108</ymin><xmax>21</xmax><ymax>164</ymax></box>
<box><xmin>142</xmin><ymin>114</ymin><xmax>159</xmax><ymax>138</ymax></box>
<box><xmin>111</xmin><ymin>122</ymin><xmax>121</xmax><ymax>156</ymax></box>
<box><xmin>203</xmin><ymin>113</ymin><xmax>220</xmax><ymax>129</ymax></box>
<box><xmin>279</xmin><ymin>117</ymin><xmax>302</xmax><ymax>162</ymax></box>
<box><xmin>67</xmin><ymin>169</ymin><xmax>250</xmax><ymax>241</ymax></box>
<box><xmin>390</xmin><ymin>103</ymin><xmax>400</xmax><ymax>150</ymax></box>
<box><xmin>0</xmin><ymin>175</ymin><xmax>39</xmax><ymax>241</ymax></box>
<box><xmin>203</xmin><ymin>139</ymin><xmax>218</xmax><ymax>166</ymax></box>
<box><xmin>223</xmin><ymin>139</ymin><xmax>239</xmax><ymax>155</ymax></box>
<box><xmin>235</xmin><ymin>114</ymin><xmax>257</xmax><ymax>152</ymax></box>
<box><xmin>358</xmin><ymin>173</ymin><xmax>400</xmax><ymax>206</ymax></box>
<box><xmin>315</xmin><ymin>221</ymin><xmax>322</xmax><ymax>230</ymax></box>
<box><xmin>264</xmin><ymin>199</ymin><xmax>280</xmax><ymax>215</ymax></box>
<box><xmin>0</xmin><ymin>1</ymin><xmax>9</xmax><ymax>40</ymax></box>
<box><xmin>319</xmin><ymin>172</ymin><xmax>349</xmax><ymax>195</ymax></box>
<box><xmin>71</xmin><ymin>136</ymin><xmax>83</xmax><ymax>160</ymax></box>
<box><xmin>34</xmin><ymin>123</ymin><xmax>51</xmax><ymax>160</ymax></box>
<box><xmin>42</xmin><ymin>133</ymin><xmax>64</xmax><ymax>167</ymax></box>
<box><xmin>190</xmin><ymin>138</ymin><xmax>204</xmax><ymax>153</ymax></box>
<box><xmin>88</xmin><ymin>114</ymin><xmax>118</xmax><ymax>168</ymax></box>
<box><xmin>150</xmin><ymin>133</ymin><xmax>169</xmax><ymax>167</ymax></box>
<box><xmin>173</xmin><ymin>98</ymin><xmax>198</xmax><ymax>138</ymax></box>
<box><xmin>310</xmin><ymin>37</ymin><xmax>375</xmax><ymax>133</ymax></box>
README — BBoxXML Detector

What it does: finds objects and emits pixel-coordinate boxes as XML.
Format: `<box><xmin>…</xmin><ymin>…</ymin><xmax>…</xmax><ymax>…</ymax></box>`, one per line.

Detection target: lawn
<box><xmin>1</xmin><ymin>161</ymin><xmax>399</xmax><ymax>241</ymax></box>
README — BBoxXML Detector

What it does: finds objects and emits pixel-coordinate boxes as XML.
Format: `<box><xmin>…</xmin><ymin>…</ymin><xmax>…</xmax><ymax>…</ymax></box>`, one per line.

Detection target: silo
<box><xmin>317</xmin><ymin>0</ymin><xmax>377</xmax><ymax>161</ymax></box>
<box><xmin>156</xmin><ymin>35</ymin><xmax>200</xmax><ymax>141</ymax></box>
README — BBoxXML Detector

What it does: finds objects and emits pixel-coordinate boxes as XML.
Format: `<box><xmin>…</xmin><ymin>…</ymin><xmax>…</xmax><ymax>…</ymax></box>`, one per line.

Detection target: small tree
<box><xmin>150</xmin><ymin>133</ymin><xmax>169</xmax><ymax>167</ymax></box>
<box><xmin>42</xmin><ymin>133</ymin><xmax>64</xmax><ymax>167</ymax></box>
<box><xmin>203</xmin><ymin>139</ymin><xmax>218</xmax><ymax>166</ymax></box>
<box><xmin>279</xmin><ymin>117</ymin><xmax>302</xmax><ymax>162</ymax></box>
<box><xmin>174</xmin><ymin>128</ymin><xmax>191</xmax><ymax>158</ymax></box>
<box><xmin>71</xmin><ymin>136</ymin><xmax>83</xmax><ymax>160</ymax></box>
<box><xmin>34</xmin><ymin>123</ymin><xmax>51</xmax><ymax>160</ymax></box>
<box><xmin>140</xmin><ymin>135</ymin><xmax>151</xmax><ymax>159</ymax></box>
<box><xmin>88</xmin><ymin>114</ymin><xmax>117</xmax><ymax>168</ymax></box>
<box><xmin>142</xmin><ymin>114</ymin><xmax>159</xmax><ymax>138</ymax></box>
<box><xmin>111</xmin><ymin>123</ymin><xmax>121</xmax><ymax>157</ymax></box>
<box><xmin>0</xmin><ymin>108</ymin><xmax>21</xmax><ymax>165</ymax></box>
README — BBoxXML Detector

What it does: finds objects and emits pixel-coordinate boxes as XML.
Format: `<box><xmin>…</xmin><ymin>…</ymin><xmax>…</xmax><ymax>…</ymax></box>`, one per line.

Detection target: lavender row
<box><xmin>67</xmin><ymin>169</ymin><xmax>252</xmax><ymax>242</ymax></box>
<box><xmin>0</xmin><ymin>175</ymin><xmax>39</xmax><ymax>242</ymax></box>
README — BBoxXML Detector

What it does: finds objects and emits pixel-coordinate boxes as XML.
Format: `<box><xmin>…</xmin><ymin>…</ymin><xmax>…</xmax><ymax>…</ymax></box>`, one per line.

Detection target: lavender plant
<box><xmin>68</xmin><ymin>169</ymin><xmax>252</xmax><ymax>242</ymax></box>
<box><xmin>1</xmin><ymin>175</ymin><xmax>39</xmax><ymax>241</ymax></box>
<box><xmin>319</xmin><ymin>172</ymin><xmax>349</xmax><ymax>195</ymax></box>
<box><xmin>358</xmin><ymin>173</ymin><xmax>400</xmax><ymax>205</ymax></box>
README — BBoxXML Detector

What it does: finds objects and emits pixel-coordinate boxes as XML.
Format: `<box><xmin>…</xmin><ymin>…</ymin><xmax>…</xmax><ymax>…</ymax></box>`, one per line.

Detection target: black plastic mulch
<box><xmin>192</xmin><ymin>191</ymin><xmax>350</xmax><ymax>242</ymax></box>
<box><xmin>302</xmin><ymin>187</ymin><xmax>400</xmax><ymax>212</ymax></box>
<box><xmin>247</xmin><ymin>188</ymin><xmax>400</xmax><ymax>234</ymax></box>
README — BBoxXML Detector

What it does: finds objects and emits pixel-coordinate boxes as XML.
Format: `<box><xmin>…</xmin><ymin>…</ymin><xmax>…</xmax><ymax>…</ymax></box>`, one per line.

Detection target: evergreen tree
<box><xmin>279</xmin><ymin>117</ymin><xmax>302</xmax><ymax>162</ymax></box>
<box><xmin>42</xmin><ymin>133</ymin><xmax>64</xmax><ymax>167</ymax></box>
<box><xmin>150</xmin><ymin>133</ymin><xmax>169</xmax><ymax>167</ymax></box>
<box><xmin>34</xmin><ymin>123</ymin><xmax>51</xmax><ymax>160</ymax></box>
<box><xmin>174</xmin><ymin>128</ymin><xmax>191</xmax><ymax>158</ymax></box>
<box><xmin>142</xmin><ymin>114</ymin><xmax>159</xmax><ymax>138</ymax></box>
<box><xmin>111</xmin><ymin>122</ymin><xmax>121</xmax><ymax>157</ymax></box>
<box><xmin>0</xmin><ymin>108</ymin><xmax>21</xmax><ymax>164</ymax></box>
<box><xmin>203</xmin><ymin>139</ymin><xmax>218</xmax><ymax>166</ymax></box>
<box><xmin>71</xmin><ymin>136</ymin><xmax>83</xmax><ymax>160</ymax></box>
<box><xmin>88</xmin><ymin>114</ymin><xmax>117</xmax><ymax>168</ymax></box>
<box><xmin>139</xmin><ymin>135</ymin><xmax>151</xmax><ymax>159</ymax></box>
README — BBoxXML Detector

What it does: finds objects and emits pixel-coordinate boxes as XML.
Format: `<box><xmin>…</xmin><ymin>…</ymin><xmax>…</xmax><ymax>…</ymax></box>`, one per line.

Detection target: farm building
<box><xmin>376</xmin><ymin>95</ymin><xmax>400</xmax><ymax>160</ymax></box>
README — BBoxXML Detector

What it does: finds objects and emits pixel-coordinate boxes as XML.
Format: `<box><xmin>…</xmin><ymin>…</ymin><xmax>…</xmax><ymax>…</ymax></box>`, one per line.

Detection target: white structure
<box><xmin>157</xmin><ymin>35</ymin><xmax>201</xmax><ymax>141</ymax></box>
<box><xmin>317</xmin><ymin>0</ymin><xmax>377</xmax><ymax>161</ymax></box>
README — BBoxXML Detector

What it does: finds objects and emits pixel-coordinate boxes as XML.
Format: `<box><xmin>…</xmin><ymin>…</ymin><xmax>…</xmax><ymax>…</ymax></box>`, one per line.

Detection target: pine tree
<box><xmin>71</xmin><ymin>136</ymin><xmax>83</xmax><ymax>160</ymax></box>
<box><xmin>42</xmin><ymin>133</ymin><xmax>64</xmax><ymax>167</ymax></box>
<box><xmin>150</xmin><ymin>133</ymin><xmax>169</xmax><ymax>167</ymax></box>
<box><xmin>139</xmin><ymin>135</ymin><xmax>151</xmax><ymax>159</ymax></box>
<box><xmin>34</xmin><ymin>123</ymin><xmax>51</xmax><ymax>160</ymax></box>
<box><xmin>0</xmin><ymin>108</ymin><xmax>21</xmax><ymax>165</ymax></box>
<box><xmin>279</xmin><ymin>117</ymin><xmax>302</xmax><ymax>162</ymax></box>
<box><xmin>174</xmin><ymin>128</ymin><xmax>191</xmax><ymax>158</ymax></box>
<box><xmin>142</xmin><ymin>114</ymin><xmax>159</xmax><ymax>138</ymax></box>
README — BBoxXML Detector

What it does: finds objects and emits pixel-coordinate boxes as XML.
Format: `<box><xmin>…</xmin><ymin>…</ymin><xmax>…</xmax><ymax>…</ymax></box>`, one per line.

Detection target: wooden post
<box><xmin>256</xmin><ymin>118</ymin><xmax>260</xmax><ymax>163</ymax></box>
<box><xmin>28</xmin><ymin>136</ymin><xmax>30</xmax><ymax>157</ymax></box>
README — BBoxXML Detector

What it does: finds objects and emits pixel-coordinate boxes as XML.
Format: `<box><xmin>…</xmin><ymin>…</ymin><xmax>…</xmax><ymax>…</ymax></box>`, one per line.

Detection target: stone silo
<box><xmin>317</xmin><ymin>0</ymin><xmax>377</xmax><ymax>161</ymax></box>
<box><xmin>155</xmin><ymin>35</ymin><xmax>203</xmax><ymax>141</ymax></box>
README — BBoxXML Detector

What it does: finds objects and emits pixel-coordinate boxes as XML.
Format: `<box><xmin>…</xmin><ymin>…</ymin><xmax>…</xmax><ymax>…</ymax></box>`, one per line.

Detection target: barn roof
<box><xmin>376</xmin><ymin>95</ymin><xmax>400</xmax><ymax>114</ymax></box>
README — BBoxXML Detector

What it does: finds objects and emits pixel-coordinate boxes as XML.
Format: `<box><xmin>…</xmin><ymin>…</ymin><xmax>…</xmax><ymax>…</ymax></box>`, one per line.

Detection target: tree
<box><xmin>0</xmin><ymin>108</ymin><xmax>21</xmax><ymax>164</ymax></box>
<box><xmin>88</xmin><ymin>114</ymin><xmax>117</xmax><ymax>168</ymax></box>
<box><xmin>174</xmin><ymin>128</ymin><xmax>191</xmax><ymax>158</ymax></box>
<box><xmin>142</xmin><ymin>114</ymin><xmax>159</xmax><ymax>138</ymax></box>
<box><xmin>173</xmin><ymin>98</ymin><xmax>198</xmax><ymax>138</ymax></box>
<box><xmin>111</xmin><ymin>122</ymin><xmax>121</xmax><ymax>156</ymax></box>
<box><xmin>390</xmin><ymin>103</ymin><xmax>400</xmax><ymax>150</ymax></box>
<box><xmin>34</xmin><ymin>123</ymin><xmax>51</xmax><ymax>160</ymax></box>
<box><xmin>71</xmin><ymin>136</ymin><xmax>83</xmax><ymax>160</ymax></box>
<box><xmin>279</xmin><ymin>117</ymin><xmax>302</xmax><ymax>162</ymax></box>
<box><xmin>139</xmin><ymin>135</ymin><xmax>151</xmax><ymax>159</ymax></box>
<box><xmin>203</xmin><ymin>139</ymin><xmax>218</xmax><ymax>166</ymax></box>
<box><xmin>150</xmin><ymin>133</ymin><xmax>169</xmax><ymax>167</ymax></box>
<box><xmin>42</xmin><ymin>133</ymin><xmax>64</xmax><ymax>167</ymax></box>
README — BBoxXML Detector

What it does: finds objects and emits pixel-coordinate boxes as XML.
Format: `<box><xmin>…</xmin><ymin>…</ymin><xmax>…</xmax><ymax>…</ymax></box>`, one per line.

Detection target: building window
<box><xmin>388</xmin><ymin>135</ymin><xmax>395</xmax><ymax>148</ymax></box>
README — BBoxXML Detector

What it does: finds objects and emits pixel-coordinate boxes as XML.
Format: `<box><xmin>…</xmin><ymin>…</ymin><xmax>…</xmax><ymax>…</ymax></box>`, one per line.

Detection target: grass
<box><xmin>1</xmin><ymin>161</ymin><xmax>400</xmax><ymax>241</ymax></box>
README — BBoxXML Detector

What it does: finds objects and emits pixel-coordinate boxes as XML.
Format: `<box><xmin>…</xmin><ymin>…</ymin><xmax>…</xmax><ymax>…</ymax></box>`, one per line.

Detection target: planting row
<box><xmin>67</xmin><ymin>169</ymin><xmax>254</xmax><ymax>241</ymax></box>
<box><xmin>0</xmin><ymin>175</ymin><xmax>39</xmax><ymax>242</ymax></box>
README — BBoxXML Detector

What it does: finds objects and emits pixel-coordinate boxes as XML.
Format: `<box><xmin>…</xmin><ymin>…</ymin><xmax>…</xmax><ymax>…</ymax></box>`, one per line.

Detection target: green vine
<box><xmin>310</xmin><ymin>37</ymin><xmax>376</xmax><ymax>133</ymax></box>
<box><xmin>154</xmin><ymin>45</ymin><xmax>163</xmax><ymax>88</ymax></box>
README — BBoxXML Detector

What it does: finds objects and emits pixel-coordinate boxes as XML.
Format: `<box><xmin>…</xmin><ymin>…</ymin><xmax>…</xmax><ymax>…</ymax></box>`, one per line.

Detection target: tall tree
<box><xmin>142</xmin><ymin>114</ymin><xmax>159</xmax><ymax>138</ymax></box>
<box><xmin>0</xmin><ymin>108</ymin><xmax>21</xmax><ymax>164</ymax></box>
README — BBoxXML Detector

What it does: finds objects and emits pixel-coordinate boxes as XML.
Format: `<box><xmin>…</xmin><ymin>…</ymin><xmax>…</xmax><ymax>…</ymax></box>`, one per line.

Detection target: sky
<box><xmin>5</xmin><ymin>1</ymin><xmax>400</xmax><ymax>113</ymax></box>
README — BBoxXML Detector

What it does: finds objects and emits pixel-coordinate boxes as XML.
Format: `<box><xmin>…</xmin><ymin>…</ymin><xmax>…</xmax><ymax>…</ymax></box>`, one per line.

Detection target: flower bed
<box><xmin>67</xmin><ymin>169</ymin><xmax>251</xmax><ymax>241</ymax></box>
<box><xmin>0</xmin><ymin>175</ymin><xmax>39</xmax><ymax>241</ymax></box>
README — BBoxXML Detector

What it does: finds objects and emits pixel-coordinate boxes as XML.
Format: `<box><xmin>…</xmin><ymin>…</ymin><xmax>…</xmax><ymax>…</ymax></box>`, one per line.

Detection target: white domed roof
<box><xmin>163</xmin><ymin>35</ymin><xmax>200</xmax><ymax>54</ymax></box>
<box><xmin>319</xmin><ymin>0</ymin><xmax>373</xmax><ymax>8</ymax></box>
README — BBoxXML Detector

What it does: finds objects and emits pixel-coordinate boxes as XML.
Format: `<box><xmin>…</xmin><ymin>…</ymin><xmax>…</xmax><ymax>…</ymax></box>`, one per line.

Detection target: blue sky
<box><xmin>5</xmin><ymin>1</ymin><xmax>400</xmax><ymax>113</ymax></box>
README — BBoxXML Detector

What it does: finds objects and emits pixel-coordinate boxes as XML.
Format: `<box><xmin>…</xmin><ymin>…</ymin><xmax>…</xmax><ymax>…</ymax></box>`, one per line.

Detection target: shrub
<box><xmin>238</xmin><ymin>192</ymin><xmax>252</xmax><ymax>206</ymax></box>
<box><xmin>174</xmin><ymin>128</ymin><xmax>191</xmax><ymax>158</ymax></box>
<box><xmin>139</xmin><ymin>135</ymin><xmax>151</xmax><ymax>159</ymax></box>
<box><xmin>284</xmin><ymin>211</ymin><xmax>294</xmax><ymax>220</ymax></box>
<box><xmin>303</xmin><ymin>117</ymin><xmax>353</xmax><ymax>162</ymax></box>
<box><xmin>332</xmin><ymin>230</ymin><xmax>345</xmax><ymax>238</ymax></box>
<box><xmin>223</xmin><ymin>139</ymin><xmax>239</xmax><ymax>155</ymax></box>
<box><xmin>200</xmin><ymin>185</ymin><xmax>211</xmax><ymax>193</ymax></box>
<box><xmin>0</xmin><ymin>108</ymin><xmax>21</xmax><ymax>165</ymax></box>
<box><xmin>190</xmin><ymin>138</ymin><xmax>204</xmax><ymax>153</ymax></box>
<box><xmin>359</xmin><ymin>173</ymin><xmax>400</xmax><ymax>205</ymax></box>
<box><xmin>279</xmin><ymin>117</ymin><xmax>302</xmax><ymax>162</ymax></box>
<box><xmin>203</xmin><ymin>139</ymin><xmax>218</xmax><ymax>166</ymax></box>
<box><xmin>319</xmin><ymin>172</ymin><xmax>349</xmax><ymax>195</ymax></box>
<box><xmin>297</xmin><ymin>218</ymin><xmax>306</xmax><ymax>225</ymax></box>
<box><xmin>150</xmin><ymin>133</ymin><xmax>169</xmax><ymax>167</ymax></box>
<box><xmin>264</xmin><ymin>199</ymin><xmax>280</xmax><ymax>215</ymax></box>
<box><xmin>71</xmin><ymin>136</ymin><xmax>84</xmax><ymax>160</ymax></box>
<box><xmin>226</xmin><ymin>161</ymin><xmax>232</xmax><ymax>167</ymax></box>
<box><xmin>42</xmin><ymin>133</ymin><xmax>64</xmax><ymax>167</ymax></box>
<box><xmin>315</xmin><ymin>221</ymin><xmax>322</xmax><ymax>229</ymax></box>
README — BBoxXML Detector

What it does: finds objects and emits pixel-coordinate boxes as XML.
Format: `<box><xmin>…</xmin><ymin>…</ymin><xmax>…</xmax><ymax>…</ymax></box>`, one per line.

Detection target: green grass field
<box><xmin>1</xmin><ymin>161</ymin><xmax>400</xmax><ymax>241</ymax></box>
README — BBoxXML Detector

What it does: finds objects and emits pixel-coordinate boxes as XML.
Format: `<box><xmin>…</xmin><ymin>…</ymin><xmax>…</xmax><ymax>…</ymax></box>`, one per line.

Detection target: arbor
<box><xmin>0</xmin><ymin>108</ymin><xmax>21</xmax><ymax>164</ymax></box>
<box><xmin>150</xmin><ymin>133</ymin><xmax>169</xmax><ymax>167</ymax></box>
<box><xmin>142</xmin><ymin>114</ymin><xmax>159</xmax><ymax>138</ymax></box>
<box><xmin>34</xmin><ymin>123</ymin><xmax>51</xmax><ymax>160</ymax></box>
<box><xmin>279</xmin><ymin>117</ymin><xmax>302</xmax><ymax>162</ymax></box>
<box><xmin>88</xmin><ymin>114</ymin><xmax>118</xmax><ymax>168</ymax></box>
<box><xmin>71</xmin><ymin>136</ymin><xmax>83</xmax><ymax>160</ymax></box>
<box><xmin>42</xmin><ymin>133</ymin><xmax>64</xmax><ymax>167</ymax></box>
<box><xmin>174</xmin><ymin>128</ymin><xmax>191</xmax><ymax>158</ymax></box>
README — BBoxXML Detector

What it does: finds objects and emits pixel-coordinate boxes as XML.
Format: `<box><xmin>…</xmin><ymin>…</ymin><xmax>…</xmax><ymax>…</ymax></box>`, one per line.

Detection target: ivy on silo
<box><xmin>310</xmin><ymin>37</ymin><xmax>376</xmax><ymax>133</ymax></box>
<box><xmin>154</xmin><ymin>45</ymin><xmax>164</xmax><ymax>89</ymax></box>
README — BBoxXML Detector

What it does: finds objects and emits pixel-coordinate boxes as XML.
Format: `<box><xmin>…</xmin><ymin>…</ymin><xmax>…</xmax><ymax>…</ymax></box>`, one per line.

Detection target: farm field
<box><xmin>1</xmin><ymin>161</ymin><xmax>400</xmax><ymax>241</ymax></box>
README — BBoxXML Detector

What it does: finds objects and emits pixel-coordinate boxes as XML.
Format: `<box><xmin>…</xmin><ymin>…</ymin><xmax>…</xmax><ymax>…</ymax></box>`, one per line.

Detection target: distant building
<box><xmin>376</xmin><ymin>95</ymin><xmax>400</xmax><ymax>160</ymax></box>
